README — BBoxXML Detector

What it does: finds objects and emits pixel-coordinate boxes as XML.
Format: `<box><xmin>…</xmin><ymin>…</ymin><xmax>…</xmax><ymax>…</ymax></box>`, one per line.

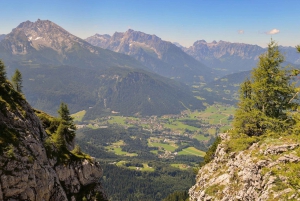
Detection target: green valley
<box><xmin>73</xmin><ymin>104</ymin><xmax>235</xmax><ymax>200</ymax></box>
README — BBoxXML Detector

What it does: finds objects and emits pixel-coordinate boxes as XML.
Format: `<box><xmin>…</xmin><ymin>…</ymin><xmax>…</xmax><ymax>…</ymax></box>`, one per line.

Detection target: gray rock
<box><xmin>189</xmin><ymin>133</ymin><xmax>300</xmax><ymax>201</ymax></box>
<box><xmin>0</xmin><ymin>97</ymin><xmax>106</xmax><ymax>200</ymax></box>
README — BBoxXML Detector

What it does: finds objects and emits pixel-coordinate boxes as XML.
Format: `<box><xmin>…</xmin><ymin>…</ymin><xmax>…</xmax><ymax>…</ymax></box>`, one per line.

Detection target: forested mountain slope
<box><xmin>21</xmin><ymin>65</ymin><xmax>204</xmax><ymax>117</ymax></box>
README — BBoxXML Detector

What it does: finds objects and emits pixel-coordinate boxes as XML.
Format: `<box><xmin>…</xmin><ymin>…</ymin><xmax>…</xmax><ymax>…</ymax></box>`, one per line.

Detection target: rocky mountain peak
<box><xmin>193</xmin><ymin>40</ymin><xmax>207</xmax><ymax>46</ymax></box>
<box><xmin>126</xmin><ymin>28</ymin><xmax>135</xmax><ymax>33</ymax></box>
<box><xmin>87</xmin><ymin>29</ymin><xmax>167</xmax><ymax>59</ymax></box>
<box><xmin>85</xmin><ymin>34</ymin><xmax>111</xmax><ymax>48</ymax></box>
<box><xmin>5</xmin><ymin>19</ymin><xmax>99</xmax><ymax>55</ymax></box>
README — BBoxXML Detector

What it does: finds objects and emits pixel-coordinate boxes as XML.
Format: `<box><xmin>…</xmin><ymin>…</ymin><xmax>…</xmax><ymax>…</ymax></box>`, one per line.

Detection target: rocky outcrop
<box><xmin>0</xmin><ymin>90</ymin><xmax>106</xmax><ymax>200</ymax></box>
<box><xmin>189</xmin><ymin>133</ymin><xmax>300</xmax><ymax>201</ymax></box>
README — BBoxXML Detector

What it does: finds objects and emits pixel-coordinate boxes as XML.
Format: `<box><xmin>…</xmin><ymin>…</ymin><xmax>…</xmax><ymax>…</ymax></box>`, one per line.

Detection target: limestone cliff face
<box><xmin>189</xmin><ymin>133</ymin><xmax>300</xmax><ymax>201</ymax></box>
<box><xmin>0</xmin><ymin>88</ymin><xmax>106</xmax><ymax>200</ymax></box>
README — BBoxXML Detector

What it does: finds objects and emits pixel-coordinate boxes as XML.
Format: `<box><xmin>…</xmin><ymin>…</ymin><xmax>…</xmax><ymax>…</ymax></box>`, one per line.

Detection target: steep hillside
<box><xmin>189</xmin><ymin>133</ymin><xmax>300</xmax><ymax>200</ymax></box>
<box><xmin>86</xmin><ymin>30</ymin><xmax>215</xmax><ymax>84</ymax></box>
<box><xmin>19</xmin><ymin>65</ymin><xmax>204</xmax><ymax>117</ymax></box>
<box><xmin>184</xmin><ymin>40</ymin><xmax>300</xmax><ymax>75</ymax></box>
<box><xmin>84</xmin><ymin>67</ymin><xmax>205</xmax><ymax>118</ymax></box>
<box><xmin>0</xmin><ymin>70</ymin><xmax>107</xmax><ymax>200</ymax></box>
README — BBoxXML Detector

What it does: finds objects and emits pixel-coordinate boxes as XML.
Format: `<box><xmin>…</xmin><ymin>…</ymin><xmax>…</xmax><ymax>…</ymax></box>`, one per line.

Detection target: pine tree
<box><xmin>0</xmin><ymin>60</ymin><xmax>7</xmax><ymax>83</ymax></box>
<box><xmin>11</xmin><ymin>69</ymin><xmax>23</xmax><ymax>92</ymax></box>
<box><xmin>233</xmin><ymin>40</ymin><xmax>298</xmax><ymax>136</ymax></box>
<box><xmin>57</xmin><ymin>102</ymin><xmax>76</xmax><ymax>143</ymax></box>
<box><xmin>53</xmin><ymin>122</ymin><xmax>66</xmax><ymax>151</ymax></box>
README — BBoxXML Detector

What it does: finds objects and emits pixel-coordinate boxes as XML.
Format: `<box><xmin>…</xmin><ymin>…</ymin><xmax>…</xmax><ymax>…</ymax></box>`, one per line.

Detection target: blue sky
<box><xmin>1</xmin><ymin>0</ymin><xmax>299</xmax><ymax>47</ymax></box>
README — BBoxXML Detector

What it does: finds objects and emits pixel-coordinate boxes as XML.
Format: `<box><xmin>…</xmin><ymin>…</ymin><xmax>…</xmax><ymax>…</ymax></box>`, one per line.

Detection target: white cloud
<box><xmin>238</xmin><ymin>30</ymin><xmax>244</xmax><ymax>34</ymax></box>
<box><xmin>266</xmin><ymin>29</ymin><xmax>280</xmax><ymax>35</ymax></box>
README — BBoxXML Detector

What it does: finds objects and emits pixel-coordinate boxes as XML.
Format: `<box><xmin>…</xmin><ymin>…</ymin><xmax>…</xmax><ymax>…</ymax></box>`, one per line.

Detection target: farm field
<box><xmin>76</xmin><ymin>104</ymin><xmax>235</xmax><ymax>166</ymax></box>
<box><xmin>116</xmin><ymin>161</ymin><xmax>155</xmax><ymax>172</ymax></box>
<box><xmin>75</xmin><ymin>104</ymin><xmax>235</xmax><ymax>138</ymax></box>
<box><xmin>106</xmin><ymin>141</ymin><xmax>138</xmax><ymax>157</ymax></box>
<box><xmin>71</xmin><ymin>110</ymin><xmax>86</xmax><ymax>122</ymax></box>
<box><xmin>171</xmin><ymin>163</ymin><xmax>191</xmax><ymax>170</ymax></box>
<box><xmin>178</xmin><ymin>147</ymin><xmax>206</xmax><ymax>157</ymax></box>
<box><xmin>151</xmin><ymin>142</ymin><xmax>177</xmax><ymax>152</ymax></box>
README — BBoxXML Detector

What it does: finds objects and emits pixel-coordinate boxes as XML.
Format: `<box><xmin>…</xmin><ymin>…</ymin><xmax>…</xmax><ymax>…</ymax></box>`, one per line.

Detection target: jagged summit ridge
<box><xmin>86</xmin><ymin>29</ymin><xmax>214</xmax><ymax>83</ymax></box>
<box><xmin>183</xmin><ymin>40</ymin><xmax>300</xmax><ymax>74</ymax></box>
<box><xmin>7</xmin><ymin>19</ymin><xmax>99</xmax><ymax>55</ymax></box>
<box><xmin>0</xmin><ymin>19</ymin><xmax>148</xmax><ymax>70</ymax></box>
<box><xmin>188</xmin><ymin>40</ymin><xmax>264</xmax><ymax>60</ymax></box>
<box><xmin>86</xmin><ymin>29</ymin><xmax>173</xmax><ymax>59</ymax></box>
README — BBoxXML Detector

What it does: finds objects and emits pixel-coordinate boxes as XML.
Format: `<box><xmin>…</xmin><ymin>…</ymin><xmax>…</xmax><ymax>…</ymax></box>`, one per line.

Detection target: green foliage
<box><xmin>0</xmin><ymin>123</ymin><xmax>21</xmax><ymax>156</ymax></box>
<box><xmin>6</xmin><ymin>144</ymin><xmax>15</xmax><ymax>158</ymax></box>
<box><xmin>58</xmin><ymin>102</ymin><xmax>76</xmax><ymax>143</ymax></box>
<box><xmin>225</xmin><ymin>132</ymin><xmax>259</xmax><ymax>152</ymax></box>
<box><xmin>36</xmin><ymin>108</ymin><xmax>93</xmax><ymax>162</ymax></box>
<box><xmin>296</xmin><ymin>45</ymin><xmax>300</xmax><ymax>53</ymax></box>
<box><xmin>95</xmin><ymin>192</ymin><xmax>106</xmax><ymax>201</ymax></box>
<box><xmin>58</xmin><ymin>102</ymin><xmax>73</xmax><ymax>122</ymax></box>
<box><xmin>0</xmin><ymin>62</ymin><xmax>25</xmax><ymax>114</ymax></box>
<box><xmin>0</xmin><ymin>59</ymin><xmax>7</xmax><ymax>83</ymax></box>
<box><xmin>201</xmin><ymin>136</ymin><xmax>221</xmax><ymax>166</ymax></box>
<box><xmin>71</xmin><ymin>144</ymin><xmax>82</xmax><ymax>155</ymax></box>
<box><xmin>163</xmin><ymin>191</ymin><xmax>189</xmax><ymax>201</ymax></box>
<box><xmin>101</xmin><ymin>163</ymin><xmax>194</xmax><ymax>201</ymax></box>
<box><xmin>205</xmin><ymin>184</ymin><xmax>225</xmax><ymax>198</ymax></box>
<box><xmin>233</xmin><ymin>40</ymin><xmax>298</xmax><ymax>136</ymax></box>
<box><xmin>11</xmin><ymin>69</ymin><xmax>23</xmax><ymax>93</ymax></box>
<box><xmin>52</xmin><ymin>122</ymin><xmax>67</xmax><ymax>151</ymax></box>
<box><xmin>28</xmin><ymin>155</ymin><xmax>34</xmax><ymax>163</ymax></box>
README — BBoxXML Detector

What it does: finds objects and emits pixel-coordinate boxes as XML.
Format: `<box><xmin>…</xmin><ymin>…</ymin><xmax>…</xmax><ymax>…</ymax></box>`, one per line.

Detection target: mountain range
<box><xmin>1</xmin><ymin>19</ymin><xmax>300</xmax><ymax>116</ymax></box>
<box><xmin>86</xmin><ymin>32</ymin><xmax>300</xmax><ymax>78</ymax></box>
<box><xmin>85</xmin><ymin>30</ymin><xmax>215</xmax><ymax>84</ymax></box>
<box><xmin>0</xmin><ymin>19</ymin><xmax>147</xmax><ymax>72</ymax></box>
<box><xmin>182</xmin><ymin>40</ymin><xmax>300</xmax><ymax>75</ymax></box>
<box><xmin>0</xmin><ymin>19</ymin><xmax>204</xmax><ymax>116</ymax></box>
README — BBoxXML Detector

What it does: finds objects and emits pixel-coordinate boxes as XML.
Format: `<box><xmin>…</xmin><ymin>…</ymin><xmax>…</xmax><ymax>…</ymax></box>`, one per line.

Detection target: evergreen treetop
<box><xmin>233</xmin><ymin>40</ymin><xmax>299</xmax><ymax>136</ymax></box>
<box><xmin>57</xmin><ymin>102</ymin><xmax>76</xmax><ymax>143</ymax></box>
<box><xmin>0</xmin><ymin>60</ymin><xmax>7</xmax><ymax>83</ymax></box>
<box><xmin>11</xmin><ymin>69</ymin><xmax>23</xmax><ymax>93</ymax></box>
